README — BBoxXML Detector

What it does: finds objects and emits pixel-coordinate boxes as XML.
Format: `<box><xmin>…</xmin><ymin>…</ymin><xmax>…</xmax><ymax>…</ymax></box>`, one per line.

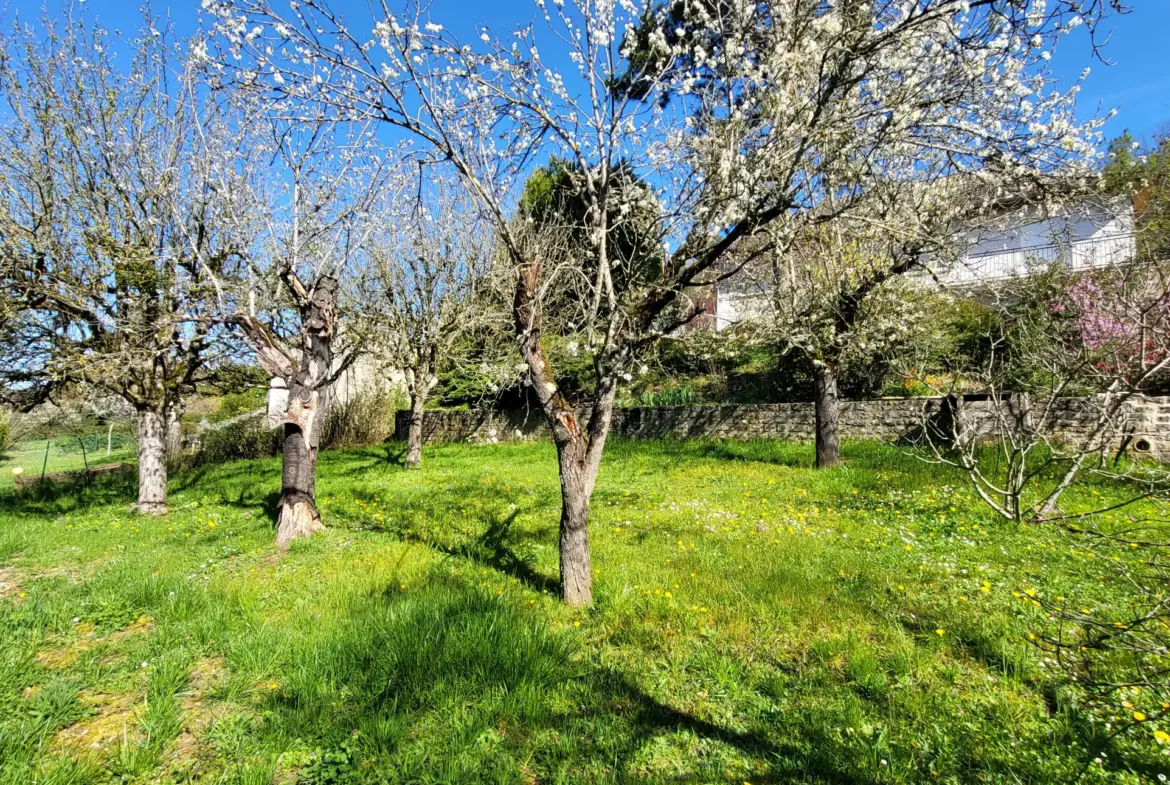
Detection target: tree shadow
<box><xmin>399</xmin><ymin>507</ymin><xmax>561</xmax><ymax>595</ymax></box>
<box><xmin>690</xmin><ymin>441</ymin><xmax>813</xmax><ymax>468</ymax></box>
<box><xmin>0</xmin><ymin>470</ymin><xmax>137</xmax><ymax>515</ymax></box>
<box><xmin>245</xmin><ymin>574</ymin><xmax>870</xmax><ymax>784</ymax></box>
<box><xmin>214</xmin><ymin>487</ymin><xmax>283</xmax><ymax>525</ymax></box>
<box><xmin>328</xmin><ymin>444</ymin><xmax>408</xmax><ymax>474</ymax></box>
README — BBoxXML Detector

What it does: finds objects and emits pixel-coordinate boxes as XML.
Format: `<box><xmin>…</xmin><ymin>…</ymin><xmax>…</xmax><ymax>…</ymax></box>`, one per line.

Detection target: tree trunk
<box><xmin>134</xmin><ymin>408</ymin><xmax>168</xmax><ymax>515</ymax></box>
<box><xmin>512</xmin><ymin>261</ymin><xmax>618</xmax><ymax>606</ymax></box>
<box><xmin>813</xmin><ymin>364</ymin><xmax>841</xmax><ymax>468</ymax></box>
<box><xmin>556</xmin><ymin>436</ymin><xmax>594</xmax><ymax>606</ymax></box>
<box><xmin>165</xmin><ymin>401</ymin><xmax>184</xmax><ymax>465</ymax></box>
<box><xmin>274</xmin><ymin>277</ymin><xmax>337</xmax><ymax>548</ymax></box>
<box><xmin>275</xmin><ymin>412</ymin><xmax>324</xmax><ymax>547</ymax></box>
<box><xmin>106</xmin><ymin>421</ymin><xmax>114</xmax><ymax>457</ymax></box>
<box><xmin>405</xmin><ymin>389</ymin><xmax>426</xmax><ymax>468</ymax></box>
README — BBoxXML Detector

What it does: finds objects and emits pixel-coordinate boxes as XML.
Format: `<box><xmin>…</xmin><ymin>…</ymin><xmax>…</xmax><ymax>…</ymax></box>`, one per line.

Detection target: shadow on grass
<box><xmin>249</xmin><ymin>574</ymin><xmax>864</xmax><ymax>784</ymax></box>
<box><xmin>330</xmin><ymin>443</ymin><xmax>408</xmax><ymax>474</ymax></box>
<box><xmin>214</xmin><ymin>487</ymin><xmax>283</xmax><ymax>526</ymax></box>
<box><xmin>691</xmin><ymin>440</ymin><xmax>813</xmax><ymax>468</ymax></box>
<box><xmin>399</xmin><ymin>505</ymin><xmax>561</xmax><ymax>595</ymax></box>
<box><xmin>0</xmin><ymin>470</ymin><xmax>137</xmax><ymax>516</ymax></box>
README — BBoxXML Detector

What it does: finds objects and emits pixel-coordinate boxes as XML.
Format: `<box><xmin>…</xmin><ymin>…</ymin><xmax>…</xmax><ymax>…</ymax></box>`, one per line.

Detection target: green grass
<box><xmin>1</xmin><ymin>437</ymin><xmax>138</xmax><ymax>490</ymax></box>
<box><xmin>0</xmin><ymin>438</ymin><xmax>1166</xmax><ymax>784</ymax></box>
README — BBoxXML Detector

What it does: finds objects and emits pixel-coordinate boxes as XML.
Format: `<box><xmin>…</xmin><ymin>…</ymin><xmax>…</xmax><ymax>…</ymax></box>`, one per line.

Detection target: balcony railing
<box><xmin>939</xmin><ymin>233</ymin><xmax>1136</xmax><ymax>285</ymax></box>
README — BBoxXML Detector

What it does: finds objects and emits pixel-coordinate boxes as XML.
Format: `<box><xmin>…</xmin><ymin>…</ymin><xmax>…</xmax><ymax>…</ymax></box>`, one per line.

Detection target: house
<box><xmin>934</xmin><ymin>196</ymin><xmax>1136</xmax><ymax>287</ymax></box>
<box><xmin>707</xmin><ymin>194</ymin><xmax>1137</xmax><ymax>331</ymax></box>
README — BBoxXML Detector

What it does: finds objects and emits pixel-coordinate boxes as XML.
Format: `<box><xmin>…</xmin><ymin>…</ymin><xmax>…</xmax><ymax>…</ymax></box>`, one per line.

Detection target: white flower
<box><xmin>425</xmin><ymin>22</ymin><xmax>443</xmax><ymax>33</ymax></box>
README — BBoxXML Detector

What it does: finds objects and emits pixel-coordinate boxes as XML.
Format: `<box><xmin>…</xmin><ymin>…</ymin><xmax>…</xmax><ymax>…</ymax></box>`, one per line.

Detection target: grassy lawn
<box><xmin>1</xmin><ymin>438</ymin><xmax>138</xmax><ymax>490</ymax></box>
<box><xmin>0</xmin><ymin>438</ymin><xmax>1165</xmax><ymax>784</ymax></box>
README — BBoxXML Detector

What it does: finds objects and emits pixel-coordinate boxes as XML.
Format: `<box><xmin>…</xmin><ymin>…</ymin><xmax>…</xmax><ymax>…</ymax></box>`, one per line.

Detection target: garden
<box><xmin>1</xmin><ymin>438</ymin><xmax>1166</xmax><ymax>784</ymax></box>
<box><xmin>3</xmin><ymin>0</ymin><xmax>1170</xmax><ymax>782</ymax></box>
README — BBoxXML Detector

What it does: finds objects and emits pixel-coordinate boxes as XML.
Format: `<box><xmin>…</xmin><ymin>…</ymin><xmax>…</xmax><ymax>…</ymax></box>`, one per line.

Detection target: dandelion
<box><xmin>1134</xmin><ymin>711</ymin><xmax>1148</xmax><ymax>722</ymax></box>
<box><xmin>1154</xmin><ymin>729</ymin><xmax>1170</xmax><ymax>744</ymax></box>
<box><xmin>936</xmin><ymin>628</ymin><xmax>945</xmax><ymax>635</ymax></box>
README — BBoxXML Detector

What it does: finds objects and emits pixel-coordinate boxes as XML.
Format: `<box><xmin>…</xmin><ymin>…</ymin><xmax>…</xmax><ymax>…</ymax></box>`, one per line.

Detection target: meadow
<box><xmin>0</xmin><ymin>438</ymin><xmax>1166</xmax><ymax>784</ymax></box>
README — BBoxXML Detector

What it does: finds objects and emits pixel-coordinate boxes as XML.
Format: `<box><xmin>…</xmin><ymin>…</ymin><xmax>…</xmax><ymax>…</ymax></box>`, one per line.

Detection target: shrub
<box><xmin>322</xmin><ymin>390</ymin><xmax>401</xmax><ymax>449</ymax></box>
<box><xmin>0</xmin><ymin>409</ymin><xmax>17</xmax><ymax>456</ymax></box>
<box><xmin>215</xmin><ymin>388</ymin><xmax>266</xmax><ymax>421</ymax></box>
<box><xmin>191</xmin><ymin>415</ymin><xmax>281</xmax><ymax>466</ymax></box>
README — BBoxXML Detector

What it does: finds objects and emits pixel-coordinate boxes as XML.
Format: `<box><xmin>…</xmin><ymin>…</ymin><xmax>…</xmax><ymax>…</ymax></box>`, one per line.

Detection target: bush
<box><xmin>214</xmin><ymin>388</ymin><xmax>266</xmax><ymax>421</ymax></box>
<box><xmin>322</xmin><ymin>391</ymin><xmax>401</xmax><ymax>449</ymax></box>
<box><xmin>0</xmin><ymin>409</ymin><xmax>17</xmax><ymax>456</ymax></box>
<box><xmin>191</xmin><ymin>390</ymin><xmax>401</xmax><ymax>467</ymax></box>
<box><xmin>191</xmin><ymin>415</ymin><xmax>281</xmax><ymax>466</ymax></box>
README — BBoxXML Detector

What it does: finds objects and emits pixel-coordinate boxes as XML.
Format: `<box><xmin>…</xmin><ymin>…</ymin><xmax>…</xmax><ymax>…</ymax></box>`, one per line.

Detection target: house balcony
<box><xmin>939</xmin><ymin>232</ymin><xmax>1137</xmax><ymax>286</ymax></box>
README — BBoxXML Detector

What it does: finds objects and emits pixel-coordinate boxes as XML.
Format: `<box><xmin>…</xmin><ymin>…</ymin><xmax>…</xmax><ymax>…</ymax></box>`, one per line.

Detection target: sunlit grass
<box><xmin>0</xmin><ymin>438</ymin><xmax>1164</xmax><ymax>784</ymax></box>
<box><xmin>0</xmin><ymin>437</ymin><xmax>137</xmax><ymax>490</ymax></box>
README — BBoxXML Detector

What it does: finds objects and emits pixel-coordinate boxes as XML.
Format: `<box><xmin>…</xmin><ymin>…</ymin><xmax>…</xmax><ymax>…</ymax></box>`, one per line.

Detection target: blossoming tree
<box><xmin>355</xmin><ymin>169</ymin><xmax>498</xmax><ymax>468</ymax></box>
<box><xmin>207</xmin><ymin>0</ymin><xmax>1115</xmax><ymax>603</ymax></box>
<box><xmin>227</xmin><ymin>112</ymin><xmax>397</xmax><ymax>546</ymax></box>
<box><xmin>0</xmin><ymin>14</ymin><xmax>255</xmax><ymax>513</ymax></box>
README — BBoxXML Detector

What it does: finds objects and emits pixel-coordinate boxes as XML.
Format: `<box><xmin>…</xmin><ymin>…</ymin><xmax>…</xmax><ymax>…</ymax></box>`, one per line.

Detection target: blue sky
<box><xmin>9</xmin><ymin>0</ymin><xmax>1170</xmax><ymax>145</ymax></box>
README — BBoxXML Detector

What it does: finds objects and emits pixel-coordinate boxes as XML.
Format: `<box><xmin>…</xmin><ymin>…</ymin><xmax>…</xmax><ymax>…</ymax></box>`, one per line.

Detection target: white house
<box><xmin>935</xmin><ymin>198</ymin><xmax>1136</xmax><ymax>286</ymax></box>
<box><xmin>712</xmin><ymin>195</ymin><xmax>1137</xmax><ymax>331</ymax></box>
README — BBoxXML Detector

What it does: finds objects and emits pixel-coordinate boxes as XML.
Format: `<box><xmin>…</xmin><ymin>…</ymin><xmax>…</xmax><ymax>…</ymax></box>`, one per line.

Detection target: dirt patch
<box><xmin>53</xmin><ymin>691</ymin><xmax>142</xmax><ymax>760</ymax></box>
<box><xmin>0</xmin><ymin>567</ymin><xmax>21</xmax><ymax>601</ymax></box>
<box><xmin>36</xmin><ymin>615</ymin><xmax>154</xmax><ymax>670</ymax></box>
<box><xmin>169</xmin><ymin>657</ymin><xmax>229</xmax><ymax>764</ymax></box>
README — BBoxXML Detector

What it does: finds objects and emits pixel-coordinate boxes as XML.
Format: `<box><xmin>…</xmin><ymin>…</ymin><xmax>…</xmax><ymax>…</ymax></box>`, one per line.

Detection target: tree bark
<box><xmin>133</xmin><ymin>407</ymin><xmax>168</xmax><ymax>515</ymax></box>
<box><xmin>165</xmin><ymin>401</ymin><xmax>184</xmax><ymax>465</ymax></box>
<box><xmin>405</xmin><ymin>389</ymin><xmax>426</xmax><ymax>468</ymax></box>
<box><xmin>274</xmin><ymin>277</ymin><xmax>336</xmax><ymax>548</ymax></box>
<box><xmin>813</xmin><ymin>364</ymin><xmax>841</xmax><ymax>468</ymax></box>
<box><xmin>275</xmin><ymin>412</ymin><xmax>324</xmax><ymax>547</ymax></box>
<box><xmin>556</xmin><ymin>435</ymin><xmax>593</xmax><ymax>606</ymax></box>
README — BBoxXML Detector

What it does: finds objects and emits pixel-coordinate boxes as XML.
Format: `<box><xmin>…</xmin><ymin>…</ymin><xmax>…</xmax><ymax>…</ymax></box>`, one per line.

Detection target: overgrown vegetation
<box><xmin>1</xmin><ymin>439</ymin><xmax>1167</xmax><ymax>784</ymax></box>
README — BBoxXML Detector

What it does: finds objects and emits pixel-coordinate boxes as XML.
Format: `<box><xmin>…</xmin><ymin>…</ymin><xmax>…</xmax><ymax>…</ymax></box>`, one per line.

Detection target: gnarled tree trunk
<box><xmin>134</xmin><ymin>407</ymin><xmax>168</xmax><ymax>515</ymax></box>
<box><xmin>274</xmin><ymin>277</ymin><xmax>337</xmax><ymax>548</ymax></box>
<box><xmin>813</xmin><ymin>363</ymin><xmax>841</xmax><ymax>468</ymax></box>
<box><xmin>275</xmin><ymin>400</ymin><xmax>324</xmax><ymax>547</ymax></box>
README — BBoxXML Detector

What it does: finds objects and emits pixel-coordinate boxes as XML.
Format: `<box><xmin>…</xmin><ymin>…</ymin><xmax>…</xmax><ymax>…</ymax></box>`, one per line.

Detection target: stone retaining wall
<box><xmin>396</xmin><ymin>395</ymin><xmax>1170</xmax><ymax>460</ymax></box>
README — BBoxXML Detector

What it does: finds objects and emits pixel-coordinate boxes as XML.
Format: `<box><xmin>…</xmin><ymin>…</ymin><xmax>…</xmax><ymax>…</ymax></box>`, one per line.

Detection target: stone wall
<box><xmin>395</xmin><ymin>395</ymin><xmax>1170</xmax><ymax>460</ymax></box>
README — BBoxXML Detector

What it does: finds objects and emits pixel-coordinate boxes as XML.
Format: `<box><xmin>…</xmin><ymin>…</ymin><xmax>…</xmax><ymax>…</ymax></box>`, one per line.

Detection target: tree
<box><xmin>752</xmin><ymin>182</ymin><xmax>969</xmax><ymax>467</ymax></box>
<box><xmin>227</xmin><ymin>115</ymin><xmax>394</xmax><ymax>546</ymax></box>
<box><xmin>0</xmin><ymin>13</ymin><xmax>253</xmax><ymax>513</ymax></box>
<box><xmin>917</xmin><ymin>256</ymin><xmax>1170</xmax><ymax>522</ymax></box>
<box><xmin>208</xmin><ymin>0</ymin><xmax>1114</xmax><ymax>604</ymax></box>
<box><xmin>357</xmin><ymin>169</ymin><xmax>497</xmax><ymax>468</ymax></box>
<box><xmin>1104</xmin><ymin>130</ymin><xmax>1170</xmax><ymax>264</ymax></box>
